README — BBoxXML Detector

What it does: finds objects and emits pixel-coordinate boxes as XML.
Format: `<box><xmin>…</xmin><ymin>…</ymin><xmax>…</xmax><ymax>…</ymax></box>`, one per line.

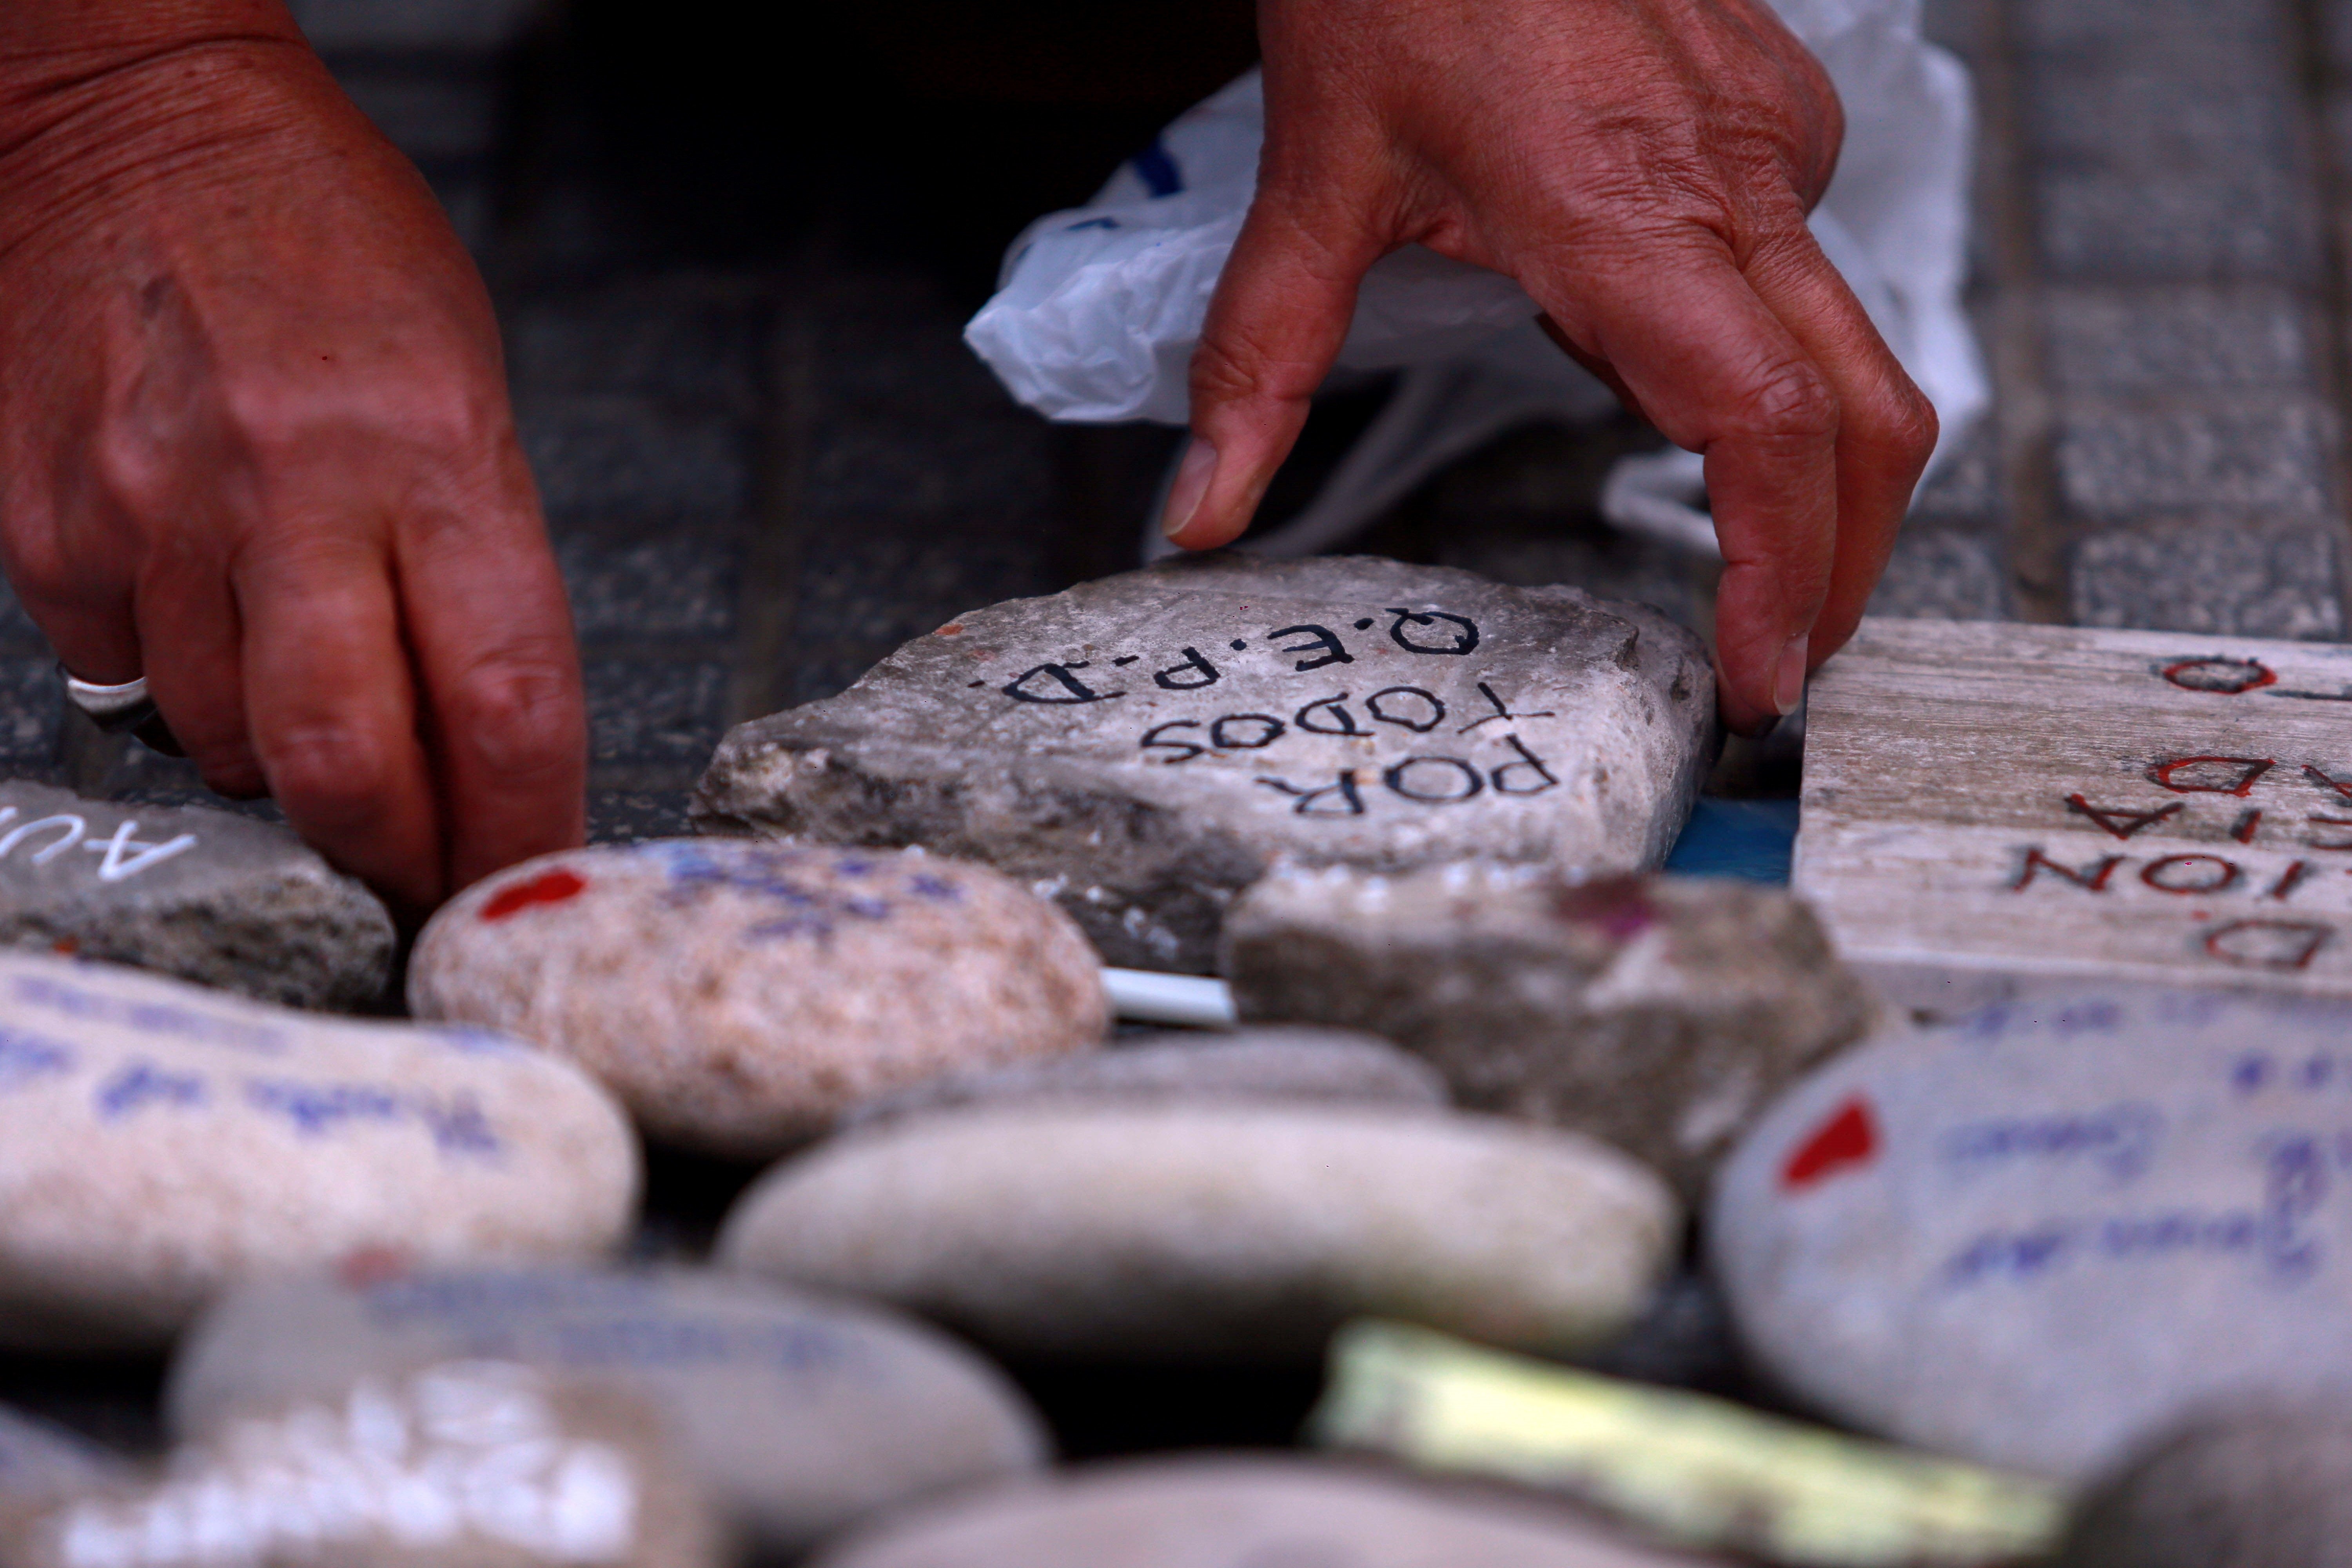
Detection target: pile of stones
<box><xmin>0</xmin><ymin>554</ymin><xmax>2338</xmax><ymax>1565</ymax></box>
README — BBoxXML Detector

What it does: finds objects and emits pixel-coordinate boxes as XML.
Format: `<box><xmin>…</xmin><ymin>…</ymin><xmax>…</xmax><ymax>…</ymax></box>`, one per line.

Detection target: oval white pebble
<box><xmin>720</xmin><ymin>1103</ymin><xmax>1678</xmax><ymax>1363</ymax></box>
<box><xmin>165</xmin><ymin>1265</ymin><xmax>1051</xmax><ymax>1555</ymax></box>
<box><xmin>1713</xmin><ymin>987</ymin><xmax>2352</xmax><ymax>1479</ymax></box>
<box><xmin>0</xmin><ymin>952</ymin><xmax>636</xmax><ymax>1350</ymax></box>
<box><xmin>408</xmin><ymin>840</ymin><xmax>1109</xmax><ymax>1157</ymax></box>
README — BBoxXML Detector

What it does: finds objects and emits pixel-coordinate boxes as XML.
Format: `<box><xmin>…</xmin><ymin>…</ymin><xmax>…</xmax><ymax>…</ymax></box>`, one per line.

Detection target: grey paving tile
<box><xmin>2025</xmin><ymin>74</ymin><xmax>2300</xmax><ymax>177</ymax></box>
<box><xmin>286</xmin><ymin>0</ymin><xmax>540</xmax><ymax>52</ymax></box>
<box><xmin>586</xmin><ymin>790</ymin><xmax>693</xmax><ymax>844</ymax></box>
<box><xmin>0</xmin><ymin>575</ymin><xmax>47</xmax><ymax>655</ymax></box>
<box><xmin>506</xmin><ymin>282</ymin><xmax>769</xmax><ymax>413</ymax></box>
<box><xmin>790</xmin><ymin>533</ymin><xmax>1057</xmax><ymax>703</ymax></box>
<box><xmin>519</xmin><ymin>397</ymin><xmax>753</xmax><ymax>526</ymax></box>
<box><xmin>2054</xmin><ymin>404</ymin><xmax>2336</xmax><ymax>517</ymax></box>
<box><xmin>2070</xmin><ymin>519</ymin><xmax>2344</xmax><ymax>639</ymax></box>
<box><xmin>802</xmin><ymin>410</ymin><xmax>1054</xmax><ymax>529</ymax></box>
<box><xmin>1909</xmin><ymin>421</ymin><xmax>2003</xmax><ymax>523</ymax></box>
<box><xmin>1868</xmin><ymin>526</ymin><xmax>2012</xmax><ymax>621</ymax></box>
<box><xmin>583</xmin><ymin>659</ymin><xmax>731</xmax><ymax>766</ymax></box>
<box><xmin>323</xmin><ymin>60</ymin><xmax>501</xmax><ymax>164</ymax></box>
<box><xmin>1434</xmin><ymin>528</ymin><xmax>1708</xmax><ymax>636</ymax></box>
<box><xmin>2036</xmin><ymin>172</ymin><xmax>2320</xmax><ymax>285</ymax></box>
<box><xmin>2040</xmin><ymin>287</ymin><xmax>2319</xmax><ymax>394</ymax></box>
<box><xmin>2016</xmin><ymin>0</ymin><xmax>2290</xmax><ymax>72</ymax></box>
<box><xmin>0</xmin><ymin>658</ymin><xmax>58</xmax><ymax>779</ymax></box>
<box><xmin>556</xmin><ymin>535</ymin><xmax>739</xmax><ymax>641</ymax></box>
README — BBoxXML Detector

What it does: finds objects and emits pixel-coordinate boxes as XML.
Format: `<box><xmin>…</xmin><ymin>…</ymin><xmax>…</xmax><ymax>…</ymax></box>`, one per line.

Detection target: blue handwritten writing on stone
<box><xmin>241</xmin><ymin>1079</ymin><xmax>502</xmax><ymax>1158</ymax></box>
<box><xmin>543</xmin><ymin>1318</ymin><xmax>858</xmax><ymax>1378</ymax></box>
<box><xmin>10</xmin><ymin>975</ymin><xmax>283</xmax><ymax>1054</ymax></box>
<box><xmin>648</xmin><ymin>844</ymin><xmax>962</xmax><ymax>942</ymax></box>
<box><xmin>2231</xmin><ymin>1050</ymin><xmax>2352</xmax><ymax>1095</ymax></box>
<box><xmin>1955</xmin><ymin>998</ymin><xmax>2123</xmax><ymax>1044</ymax></box>
<box><xmin>0</xmin><ymin>1026</ymin><xmax>73</xmax><ymax>1093</ymax></box>
<box><xmin>94</xmin><ymin>1061</ymin><xmax>207</xmax><ymax>1120</ymax></box>
<box><xmin>1940</xmin><ymin>1103</ymin><xmax>2162</xmax><ymax>1182</ymax></box>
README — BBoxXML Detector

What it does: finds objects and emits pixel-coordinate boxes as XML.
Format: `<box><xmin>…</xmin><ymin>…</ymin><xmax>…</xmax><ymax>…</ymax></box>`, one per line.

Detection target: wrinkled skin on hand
<box><xmin>0</xmin><ymin>3</ymin><xmax>584</xmax><ymax>915</ymax></box>
<box><xmin>1162</xmin><ymin>0</ymin><xmax>1938</xmax><ymax>734</ymax></box>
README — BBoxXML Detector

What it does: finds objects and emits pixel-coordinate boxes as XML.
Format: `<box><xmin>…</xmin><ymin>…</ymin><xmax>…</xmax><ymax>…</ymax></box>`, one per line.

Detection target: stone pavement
<box><xmin>6</xmin><ymin>0</ymin><xmax>2352</xmax><ymax>835</ymax></box>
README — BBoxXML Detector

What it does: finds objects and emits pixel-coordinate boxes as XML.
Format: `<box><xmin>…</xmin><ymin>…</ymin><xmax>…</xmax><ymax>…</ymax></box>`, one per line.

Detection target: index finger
<box><xmin>393</xmin><ymin>461</ymin><xmax>586</xmax><ymax>897</ymax></box>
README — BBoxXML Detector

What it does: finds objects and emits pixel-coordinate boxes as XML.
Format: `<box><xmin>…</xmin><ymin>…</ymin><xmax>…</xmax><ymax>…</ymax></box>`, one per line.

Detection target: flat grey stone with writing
<box><xmin>0</xmin><ymin>951</ymin><xmax>637</xmax><ymax>1351</ymax></box>
<box><xmin>1711</xmin><ymin>987</ymin><xmax>2352</xmax><ymax>1479</ymax></box>
<box><xmin>1796</xmin><ymin>619</ymin><xmax>2352</xmax><ymax>1009</ymax></box>
<box><xmin>809</xmin><ymin>1455</ymin><xmax>1712</xmax><ymax>1568</ymax></box>
<box><xmin>18</xmin><ymin>1362</ymin><xmax>719</xmax><ymax>1568</ymax></box>
<box><xmin>693</xmin><ymin>554</ymin><xmax>1715</xmax><ymax>973</ymax></box>
<box><xmin>719</xmin><ymin>1103</ymin><xmax>1677</xmax><ymax>1365</ymax></box>
<box><xmin>1221</xmin><ymin>864</ymin><xmax>1877</xmax><ymax>1198</ymax></box>
<box><xmin>0</xmin><ymin>1404</ymin><xmax>120</xmax><ymax>1506</ymax></box>
<box><xmin>166</xmin><ymin>1266</ymin><xmax>1049</xmax><ymax>1558</ymax></box>
<box><xmin>0</xmin><ymin>781</ymin><xmax>393</xmax><ymax>1011</ymax></box>
<box><xmin>2056</xmin><ymin>1391</ymin><xmax>2352</xmax><ymax>1568</ymax></box>
<box><xmin>408</xmin><ymin>841</ymin><xmax>1107</xmax><ymax>1159</ymax></box>
<box><xmin>837</xmin><ymin>1025</ymin><xmax>1449</xmax><ymax>1131</ymax></box>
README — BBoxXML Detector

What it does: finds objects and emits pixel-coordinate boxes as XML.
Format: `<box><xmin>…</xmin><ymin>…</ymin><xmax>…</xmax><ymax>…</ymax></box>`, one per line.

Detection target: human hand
<box><xmin>1161</xmin><ymin>0</ymin><xmax>1938</xmax><ymax>735</ymax></box>
<box><xmin>0</xmin><ymin>2</ymin><xmax>585</xmax><ymax>913</ymax></box>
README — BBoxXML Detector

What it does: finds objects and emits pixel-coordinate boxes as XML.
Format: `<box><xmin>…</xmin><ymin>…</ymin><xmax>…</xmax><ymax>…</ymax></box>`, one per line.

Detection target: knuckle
<box><xmin>1727</xmin><ymin>356</ymin><xmax>1839</xmax><ymax>445</ymax></box>
<box><xmin>442</xmin><ymin>646</ymin><xmax>585</xmax><ymax>780</ymax></box>
<box><xmin>258</xmin><ymin>722</ymin><xmax>399</xmax><ymax>831</ymax></box>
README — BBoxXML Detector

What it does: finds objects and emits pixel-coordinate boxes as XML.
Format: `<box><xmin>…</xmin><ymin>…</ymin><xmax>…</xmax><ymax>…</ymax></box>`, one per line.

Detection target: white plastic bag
<box><xmin>964</xmin><ymin>0</ymin><xmax>1985</xmax><ymax>559</ymax></box>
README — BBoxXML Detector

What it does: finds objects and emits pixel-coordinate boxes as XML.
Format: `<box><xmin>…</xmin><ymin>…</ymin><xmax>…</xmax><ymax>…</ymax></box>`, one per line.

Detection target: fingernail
<box><xmin>1775</xmin><ymin>633</ymin><xmax>1810</xmax><ymax>717</ymax></box>
<box><xmin>1160</xmin><ymin>436</ymin><xmax>1219</xmax><ymax>542</ymax></box>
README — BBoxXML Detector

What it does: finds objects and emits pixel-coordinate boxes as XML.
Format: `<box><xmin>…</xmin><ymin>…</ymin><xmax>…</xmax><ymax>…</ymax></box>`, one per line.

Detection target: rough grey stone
<box><xmin>167</xmin><ymin>1266</ymin><xmax>1050</xmax><ymax>1557</ymax></box>
<box><xmin>1711</xmin><ymin>986</ymin><xmax>2352</xmax><ymax>1479</ymax></box>
<box><xmin>2069</xmin><ymin>521</ymin><xmax>2343</xmax><ymax>641</ymax></box>
<box><xmin>0</xmin><ymin>780</ymin><xmax>394</xmax><ymax>1011</ymax></box>
<box><xmin>2041</xmin><ymin>289</ymin><xmax>2318</xmax><ymax>394</ymax></box>
<box><xmin>810</xmin><ymin>1456</ymin><xmax>1703</xmax><ymax>1568</ymax></box>
<box><xmin>840</xmin><ymin>1026</ymin><xmax>1451</xmax><ymax>1130</ymax></box>
<box><xmin>0</xmin><ymin>951</ymin><xmax>636</xmax><ymax>1350</ymax></box>
<box><xmin>2054</xmin><ymin>405</ymin><xmax>2335</xmax><ymax>517</ymax></box>
<box><xmin>720</xmin><ymin>1102</ymin><xmax>1678</xmax><ymax>1365</ymax></box>
<box><xmin>585</xmin><ymin>661</ymin><xmax>730</xmax><ymax>766</ymax></box>
<box><xmin>1221</xmin><ymin>865</ymin><xmax>1875</xmax><ymax>1198</ymax></box>
<box><xmin>18</xmin><ymin>1363</ymin><xmax>718</xmax><ymax>1568</ymax></box>
<box><xmin>519</xmin><ymin>399</ymin><xmax>751</xmax><ymax>524</ymax></box>
<box><xmin>2037</xmin><ymin>175</ymin><xmax>2319</xmax><ymax>286</ymax></box>
<box><xmin>1867</xmin><ymin>527</ymin><xmax>2011</xmax><ymax>621</ymax></box>
<box><xmin>695</xmin><ymin>555</ymin><xmax>1716</xmax><ymax>973</ymax></box>
<box><xmin>408</xmin><ymin>840</ymin><xmax>1108</xmax><ymax>1158</ymax></box>
<box><xmin>2057</xmin><ymin>1392</ymin><xmax>2352</xmax><ymax>1568</ymax></box>
<box><xmin>0</xmin><ymin>1404</ymin><xmax>120</xmax><ymax>1506</ymax></box>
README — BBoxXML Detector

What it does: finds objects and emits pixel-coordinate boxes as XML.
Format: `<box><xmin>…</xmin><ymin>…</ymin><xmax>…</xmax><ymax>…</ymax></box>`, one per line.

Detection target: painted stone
<box><xmin>0</xmin><ymin>780</ymin><xmax>393</xmax><ymax>1011</ymax></box>
<box><xmin>693</xmin><ymin>554</ymin><xmax>1714</xmax><ymax>972</ymax></box>
<box><xmin>2057</xmin><ymin>1392</ymin><xmax>2352</xmax><ymax>1568</ymax></box>
<box><xmin>165</xmin><ymin>1265</ymin><xmax>1051</xmax><ymax>1556</ymax></box>
<box><xmin>720</xmin><ymin>1103</ymin><xmax>1677</xmax><ymax>1364</ymax></box>
<box><xmin>0</xmin><ymin>1405</ymin><xmax>120</xmax><ymax>1507</ymax></box>
<box><xmin>408</xmin><ymin>840</ymin><xmax>1107</xmax><ymax>1159</ymax></box>
<box><xmin>0</xmin><ymin>951</ymin><xmax>636</xmax><ymax>1351</ymax></box>
<box><xmin>14</xmin><ymin>1362</ymin><xmax>719</xmax><ymax>1568</ymax></box>
<box><xmin>838</xmin><ymin>1025</ymin><xmax>1449</xmax><ymax>1130</ymax></box>
<box><xmin>808</xmin><ymin>1455</ymin><xmax>1712</xmax><ymax>1568</ymax></box>
<box><xmin>1797</xmin><ymin>619</ymin><xmax>2352</xmax><ymax>1011</ymax></box>
<box><xmin>1712</xmin><ymin>987</ymin><xmax>2352</xmax><ymax>1479</ymax></box>
<box><xmin>1221</xmin><ymin>864</ymin><xmax>1876</xmax><ymax>1197</ymax></box>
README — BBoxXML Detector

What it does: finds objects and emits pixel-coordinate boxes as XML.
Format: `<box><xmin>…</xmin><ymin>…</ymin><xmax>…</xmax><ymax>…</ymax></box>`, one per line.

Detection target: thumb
<box><xmin>1162</xmin><ymin>192</ymin><xmax>1373</xmax><ymax>549</ymax></box>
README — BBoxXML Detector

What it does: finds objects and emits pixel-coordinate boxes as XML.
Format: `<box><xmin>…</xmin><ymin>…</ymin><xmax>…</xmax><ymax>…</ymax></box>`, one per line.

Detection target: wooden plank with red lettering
<box><xmin>1796</xmin><ymin>619</ymin><xmax>2352</xmax><ymax>1008</ymax></box>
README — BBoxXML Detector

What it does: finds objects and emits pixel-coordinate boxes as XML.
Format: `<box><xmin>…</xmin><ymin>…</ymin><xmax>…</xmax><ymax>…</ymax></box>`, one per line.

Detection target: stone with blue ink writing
<box><xmin>1711</xmin><ymin>985</ymin><xmax>2352</xmax><ymax>1480</ymax></box>
<box><xmin>720</xmin><ymin>1102</ymin><xmax>1677</xmax><ymax>1363</ymax></box>
<box><xmin>1221</xmin><ymin>862</ymin><xmax>1877</xmax><ymax>1198</ymax></box>
<box><xmin>0</xmin><ymin>951</ymin><xmax>637</xmax><ymax>1350</ymax></box>
<box><xmin>0</xmin><ymin>780</ymin><xmax>392</xmax><ymax>1011</ymax></box>
<box><xmin>163</xmin><ymin>1265</ymin><xmax>1049</xmax><ymax>1559</ymax></box>
<box><xmin>692</xmin><ymin>554</ymin><xmax>1714</xmax><ymax>973</ymax></box>
<box><xmin>408</xmin><ymin>840</ymin><xmax>1107</xmax><ymax>1159</ymax></box>
<box><xmin>836</xmin><ymin>1025</ymin><xmax>1450</xmax><ymax>1131</ymax></box>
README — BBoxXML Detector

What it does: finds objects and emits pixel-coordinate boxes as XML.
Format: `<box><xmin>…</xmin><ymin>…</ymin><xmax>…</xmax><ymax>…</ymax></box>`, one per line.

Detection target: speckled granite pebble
<box><xmin>408</xmin><ymin>839</ymin><xmax>1107</xmax><ymax>1158</ymax></box>
<box><xmin>0</xmin><ymin>951</ymin><xmax>635</xmax><ymax>1350</ymax></box>
<box><xmin>721</xmin><ymin>1103</ymin><xmax>1676</xmax><ymax>1363</ymax></box>
<box><xmin>1223</xmin><ymin>863</ymin><xmax>1876</xmax><ymax>1196</ymax></box>
<box><xmin>838</xmin><ymin>1026</ymin><xmax>1448</xmax><ymax>1129</ymax></box>
<box><xmin>809</xmin><ymin>1455</ymin><xmax>1715</xmax><ymax>1568</ymax></box>
<box><xmin>0</xmin><ymin>780</ymin><xmax>392</xmax><ymax>1010</ymax></box>
<box><xmin>166</xmin><ymin>1265</ymin><xmax>1050</xmax><ymax>1556</ymax></box>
